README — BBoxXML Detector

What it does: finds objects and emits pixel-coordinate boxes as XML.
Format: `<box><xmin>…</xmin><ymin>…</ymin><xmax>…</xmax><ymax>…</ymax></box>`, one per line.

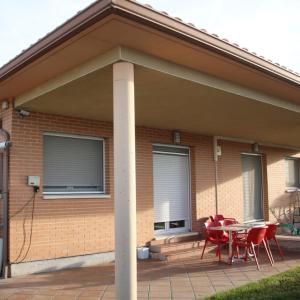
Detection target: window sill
<box><xmin>43</xmin><ymin>193</ymin><xmax>111</xmax><ymax>200</ymax></box>
<box><xmin>285</xmin><ymin>187</ymin><xmax>300</xmax><ymax>193</ymax></box>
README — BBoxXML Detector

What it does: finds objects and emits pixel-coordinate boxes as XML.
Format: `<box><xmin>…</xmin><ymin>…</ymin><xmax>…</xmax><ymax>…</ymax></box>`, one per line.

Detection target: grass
<box><xmin>204</xmin><ymin>266</ymin><xmax>300</xmax><ymax>300</ymax></box>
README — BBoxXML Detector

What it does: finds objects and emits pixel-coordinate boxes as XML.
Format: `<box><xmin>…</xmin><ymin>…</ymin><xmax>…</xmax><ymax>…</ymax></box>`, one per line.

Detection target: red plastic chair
<box><xmin>265</xmin><ymin>224</ymin><xmax>284</xmax><ymax>262</ymax></box>
<box><xmin>222</xmin><ymin>219</ymin><xmax>248</xmax><ymax>240</ymax></box>
<box><xmin>210</xmin><ymin>214</ymin><xmax>225</xmax><ymax>222</ymax></box>
<box><xmin>201</xmin><ymin>221</ymin><xmax>229</xmax><ymax>262</ymax></box>
<box><xmin>231</xmin><ymin>226</ymin><xmax>273</xmax><ymax>270</ymax></box>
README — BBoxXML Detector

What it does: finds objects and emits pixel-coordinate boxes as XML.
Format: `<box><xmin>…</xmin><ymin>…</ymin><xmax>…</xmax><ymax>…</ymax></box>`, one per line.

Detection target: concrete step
<box><xmin>150</xmin><ymin>239</ymin><xmax>202</xmax><ymax>254</ymax></box>
<box><xmin>150</xmin><ymin>232</ymin><xmax>201</xmax><ymax>246</ymax></box>
<box><xmin>150</xmin><ymin>247</ymin><xmax>202</xmax><ymax>261</ymax></box>
<box><xmin>149</xmin><ymin>233</ymin><xmax>212</xmax><ymax>261</ymax></box>
<box><xmin>269</xmin><ymin>235</ymin><xmax>300</xmax><ymax>252</ymax></box>
<box><xmin>150</xmin><ymin>242</ymin><xmax>217</xmax><ymax>262</ymax></box>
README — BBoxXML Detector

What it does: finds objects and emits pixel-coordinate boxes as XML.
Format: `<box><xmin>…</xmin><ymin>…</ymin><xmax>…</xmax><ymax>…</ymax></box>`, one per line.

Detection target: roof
<box><xmin>136</xmin><ymin>1</ymin><xmax>299</xmax><ymax>77</ymax></box>
<box><xmin>0</xmin><ymin>0</ymin><xmax>299</xmax><ymax>86</ymax></box>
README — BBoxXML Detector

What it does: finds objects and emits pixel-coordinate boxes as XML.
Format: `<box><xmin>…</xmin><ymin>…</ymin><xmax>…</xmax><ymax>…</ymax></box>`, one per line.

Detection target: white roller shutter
<box><xmin>285</xmin><ymin>158</ymin><xmax>299</xmax><ymax>187</ymax></box>
<box><xmin>153</xmin><ymin>152</ymin><xmax>189</xmax><ymax>223</ymax></box>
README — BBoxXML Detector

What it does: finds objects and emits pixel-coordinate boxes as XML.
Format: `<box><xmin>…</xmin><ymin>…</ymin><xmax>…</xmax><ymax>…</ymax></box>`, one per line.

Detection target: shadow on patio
<box><xmin>1</xmin><ymin>249</ymin><xmax>300</xmax><ymax>300</ymax></box>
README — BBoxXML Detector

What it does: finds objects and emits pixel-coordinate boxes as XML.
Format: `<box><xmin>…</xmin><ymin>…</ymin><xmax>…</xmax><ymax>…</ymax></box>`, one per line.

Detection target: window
<box><xmin>43</xmin><ymin>133</ymin><xmax>104</xmax><ymax>194</ymax></box>
<box><xmin>285</xmin><ymin>157</ymin><xmax>300</xmax><ymax>188</ymax></box>
<box><xmin>0</xmin><ymin>154</ymin><xmax>2</xmax><ymax>193</ymax></box>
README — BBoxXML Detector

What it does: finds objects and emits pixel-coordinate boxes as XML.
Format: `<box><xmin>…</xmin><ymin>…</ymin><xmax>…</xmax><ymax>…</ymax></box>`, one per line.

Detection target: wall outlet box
<box><xmin>28</xmin><ymin>176</ymin><xmax>40</xmax><ymax>187</ymax></box>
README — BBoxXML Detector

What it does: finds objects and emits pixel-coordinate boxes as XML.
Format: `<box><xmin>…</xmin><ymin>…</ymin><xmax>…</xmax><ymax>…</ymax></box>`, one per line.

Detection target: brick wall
<box><xmin>7</xmin><ymin>110</ymin><xmax>114</xmax><ymax>262</ymax></box>
<box><xmin>262</xmin><ymin>146</ymin><xmax>300</xmax><ymax>224</ymax></box>
<box><xmin>2</xmin><ymin>108</ymin><xmax>299</xmax><ymax>263</ymax></box>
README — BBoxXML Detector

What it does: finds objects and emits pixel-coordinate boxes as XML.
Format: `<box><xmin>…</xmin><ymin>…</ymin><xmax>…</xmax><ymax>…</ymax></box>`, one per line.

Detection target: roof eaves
<box><xmin>125</xmin><ymin>0</ymin><xmax>300</xmax><ymax>83</ymax></box>
<box><xmin>0</xmin><ymin>0</ymin><xmax>299</xmax><ymax>87</ymax></box>
<box><xmin>0</xmin><ymin>0</ymin><xmax>113</xmax><ymax>82</ymax></box>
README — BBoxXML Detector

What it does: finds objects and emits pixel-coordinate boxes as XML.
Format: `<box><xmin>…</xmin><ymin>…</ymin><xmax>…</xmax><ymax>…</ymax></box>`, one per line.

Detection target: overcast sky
<box><xmin>1</xmin><ymin>0</ymin><xmax>300</xmax><ymax>73</ymax></box>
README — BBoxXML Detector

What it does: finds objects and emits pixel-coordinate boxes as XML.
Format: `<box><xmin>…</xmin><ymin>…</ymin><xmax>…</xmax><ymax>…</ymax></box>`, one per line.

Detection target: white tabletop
<box><xmin>209</xmin><ymin>225</ymin><xmax>248</xmax><ymax>231</ymax></box>
<box><xmin>210</xmin><ymin>222</ymin><xmax>269</xmax><ymax>231</ymax></box>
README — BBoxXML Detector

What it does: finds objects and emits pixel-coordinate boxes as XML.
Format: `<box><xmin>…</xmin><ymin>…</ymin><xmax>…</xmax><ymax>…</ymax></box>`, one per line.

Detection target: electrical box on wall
<box><xmin>27</xmin><ymin>176</ymin><xmax>40</xmax><ymax>187</ymax></box>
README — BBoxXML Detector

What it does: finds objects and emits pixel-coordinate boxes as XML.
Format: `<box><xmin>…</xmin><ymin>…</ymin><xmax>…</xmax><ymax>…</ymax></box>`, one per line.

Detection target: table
<box><xmin>210</xmin><ymin>222</ymin><xmax>269</xmax><ymax>264</ymax></box>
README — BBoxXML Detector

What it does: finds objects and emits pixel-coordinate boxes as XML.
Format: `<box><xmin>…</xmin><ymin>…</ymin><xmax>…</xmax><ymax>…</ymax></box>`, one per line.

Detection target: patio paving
<box><xmin>0</xmin><ymin>250</ymin><xmax>299</xmax><ymax>300</ymax></box>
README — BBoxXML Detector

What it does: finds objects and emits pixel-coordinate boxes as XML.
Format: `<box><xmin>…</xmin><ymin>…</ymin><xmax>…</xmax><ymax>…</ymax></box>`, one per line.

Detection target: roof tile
<box><xmin>134</xmin><ymin>0</ymin><xmax>299</xmax><ymax>77</ymax></box>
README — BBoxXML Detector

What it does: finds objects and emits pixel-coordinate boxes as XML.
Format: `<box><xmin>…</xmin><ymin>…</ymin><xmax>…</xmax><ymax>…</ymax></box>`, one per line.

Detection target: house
<box><xmin>1</xmin><ymin>0</ymin><xmax>300</xmax><ymax>298</ymax></box>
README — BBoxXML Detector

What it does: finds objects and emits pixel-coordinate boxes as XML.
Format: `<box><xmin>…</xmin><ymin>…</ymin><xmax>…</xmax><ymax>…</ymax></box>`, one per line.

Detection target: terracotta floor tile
<box><xmin>150</xmin><ymin>287</ymin><xmax>170</xmax><ymax>293</ymax></box>
<box><xmin>149</xmin><ymin>297</ymin><xmax>172</xmax><ymax>300</ymax></box>
<box><xmin>195</xmin><ymin>286</ymin><xmax>215</xmax><ymax>292</ymax></box>
<box><xmin>79</xmin><ymin>291</ymin><xmax>104</xmax><ymax>297</ymax></box>
<box><xmin>53</xmin><ymin>296</ymin><xmax>77</xmax><ymax>300</ymax></box>
<box><xmin>33</xmin><ymin>290</ymin><xmax>57</xmax><ymax>297</ymax></box>
<box><xmin>137</xmin><ymin>293</ymin><xmax>149</xmax><ymax>299</ymax></box>
<box><xmin>6</xmin><ymin>295</ymin><xmax>33</xmax><ymax>300</ymax></box>
<box><xmin>101</xmin><ymin>291</ymin><xmax>115</xmax><ymax>298</ymax></box>
<box><xmin>190</xmin><ymin>279</ymin><xmax>211</xmax><ymax>286</ymax></box>
<box><xmin>172</xmin><ymin>290</ymin><xmax>195</xmax><ymax>296</ymax></box>
<box><xmin>0</xmin><ymin>293</ymin><xmax>15</xmax><ymax>300</ymax></box>
<box><xmin>214</xmin><ymin>286</ymin><xmax>232</xmax><ymax>292</ymax></box>
<box><xmin>232</xmin><ymin>280</ymin><xmax>251</xmax><ymax>287</ymax></box>
<box><xmin>151</xmin><ymin>281</ymin><xmax>170</xmax><ymax>285</ymax></box>
<box><xmin>55</xmin><ymin>290</ymin><xmax>81</xmax><ymax>296</ymax></box>
<box><xmin>0</xmin><ymin>251</ymin><xmax>299</xmax><ymax>300</ymax></box>
<box><xmin>31</xmin><ymin>296</ymin><xmax>53</xmax><ymax>300</ymax></box>
<box><xmin>149</xmin><ymin>291</ymin><xmax>171</xmax><ymax>298</ymax></box>
<box><xmin>173</xmin><ymin>297</ymin><xmax>196</xmax><ymax>300</ymax></box>
<box><xmin>14</xmin><ymin>290</ymin><xmax>37</xmax><ymax>296</ymax></box>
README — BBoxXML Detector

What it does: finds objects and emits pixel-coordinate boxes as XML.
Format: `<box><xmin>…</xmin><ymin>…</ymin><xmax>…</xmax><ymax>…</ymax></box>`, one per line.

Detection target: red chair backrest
<box><xmin>266</xmin><ymin>224</ymin><xmax>277</xmax><ymax>240</ymax></box>
<box><xmin>212</xmin><ymin>214</ymin><xmax>225</xmax><ymax>221</ymax></box>
<box><xmin>205</xmin><ymin>221</ymin><xmax>224</xmax><ymax>239</ymax></box>
<box><xmin>247</xmin><ymin>227</ymin><xmax>267</xmax><ymax>245</ymax></box>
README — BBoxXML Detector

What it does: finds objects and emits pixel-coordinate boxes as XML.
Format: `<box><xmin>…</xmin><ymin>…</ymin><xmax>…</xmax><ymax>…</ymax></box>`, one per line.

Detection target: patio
<box><xmin>1</xmin><ymin>250</ymin><xmax>299</xmax><ymax>300</ymax></box>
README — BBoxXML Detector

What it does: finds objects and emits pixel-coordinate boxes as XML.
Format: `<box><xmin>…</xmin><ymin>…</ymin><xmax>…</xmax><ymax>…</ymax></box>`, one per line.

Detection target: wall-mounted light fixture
<box><xmin>216</xmin><ymin>145</ymin><xmax>222</xmax><ymax>157</ymax></box>
<box><xmin>18</xmin><ymin>109</ymin><xmax>30</xmax><ymax>118</ymax></box>
<box><xmin>1</xmin><ymin>100</ymin><xmax>9</xmax><ymax>110</ymax></box>
<box><xmin>252</xmin><ymin>143</ymin><xmax>259</xmax><ymax>153</ymax></box>
<box><xmin>173</xmin><ymin>131</ymin><xmax>181</xmax><ymax>144</ymax></box>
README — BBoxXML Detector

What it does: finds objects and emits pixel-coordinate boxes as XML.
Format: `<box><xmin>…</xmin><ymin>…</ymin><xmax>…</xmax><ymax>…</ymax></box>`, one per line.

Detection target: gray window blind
<box><xmin>43</xmin><ymin>135</ymin><xmax>104</xmax><ymax>193</ymax></box>
<box><xmin>242</xmin><ymin>154</ymin><xmax>263</xmax><ymax>222</ymax></box>
<box><xmin>0</xmin><ymin>154</ymin><xmax>2</xmax><ymax>192</ymax></box>
<box><xmin>285</xmin><ymin>158</ymin><xmax>299</xmax><ymax>187</ymax></box>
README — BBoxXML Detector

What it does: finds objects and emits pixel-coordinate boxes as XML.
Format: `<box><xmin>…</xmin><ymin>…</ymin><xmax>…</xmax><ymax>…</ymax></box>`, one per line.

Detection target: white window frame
<box><xmin>152</xmin><ymin>143</ymin><xmax>192</xmax><ymax>235</ymax></box>
<box><xmin>43</xmin><ymin>132</ymin><xmax>106</xmax><ymax>196</ymax></box>
<box><xmin>285</xmin><ymin>157</ymin><xmax>300</xmax><ymax>189</ymax></box>
<box><xmin>241</xmin><ymin>152</ymin><xmax>264</xmax><ymax>223</ymax></box>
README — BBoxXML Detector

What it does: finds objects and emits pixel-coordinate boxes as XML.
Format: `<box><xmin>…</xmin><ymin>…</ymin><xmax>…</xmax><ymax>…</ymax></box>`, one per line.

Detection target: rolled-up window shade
<box><xmin>285</xmin><ymin>158</ymin><xmax>299</xmax><ymax>187</ymax></box>
<box><xmin>43</xmin><ymin>135</ymin><xmax>103</xmax><ymax>193</ymax></box>
<box><xmin>0</xmin><ymin>154</ymin><xmax>2</xmax><ymax>192</ymax></box>
<box><xmin>242</xmin><ymin>154</ymin><xmax>263</xmax><ymax>222</ymax></box>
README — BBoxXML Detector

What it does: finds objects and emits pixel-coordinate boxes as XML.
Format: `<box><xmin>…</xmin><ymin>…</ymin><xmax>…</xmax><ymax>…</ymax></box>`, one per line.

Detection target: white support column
<box><xmin>113</xmin><ymin>62</ymin><xmax>137</xmax><ymax>300</ymax></box>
